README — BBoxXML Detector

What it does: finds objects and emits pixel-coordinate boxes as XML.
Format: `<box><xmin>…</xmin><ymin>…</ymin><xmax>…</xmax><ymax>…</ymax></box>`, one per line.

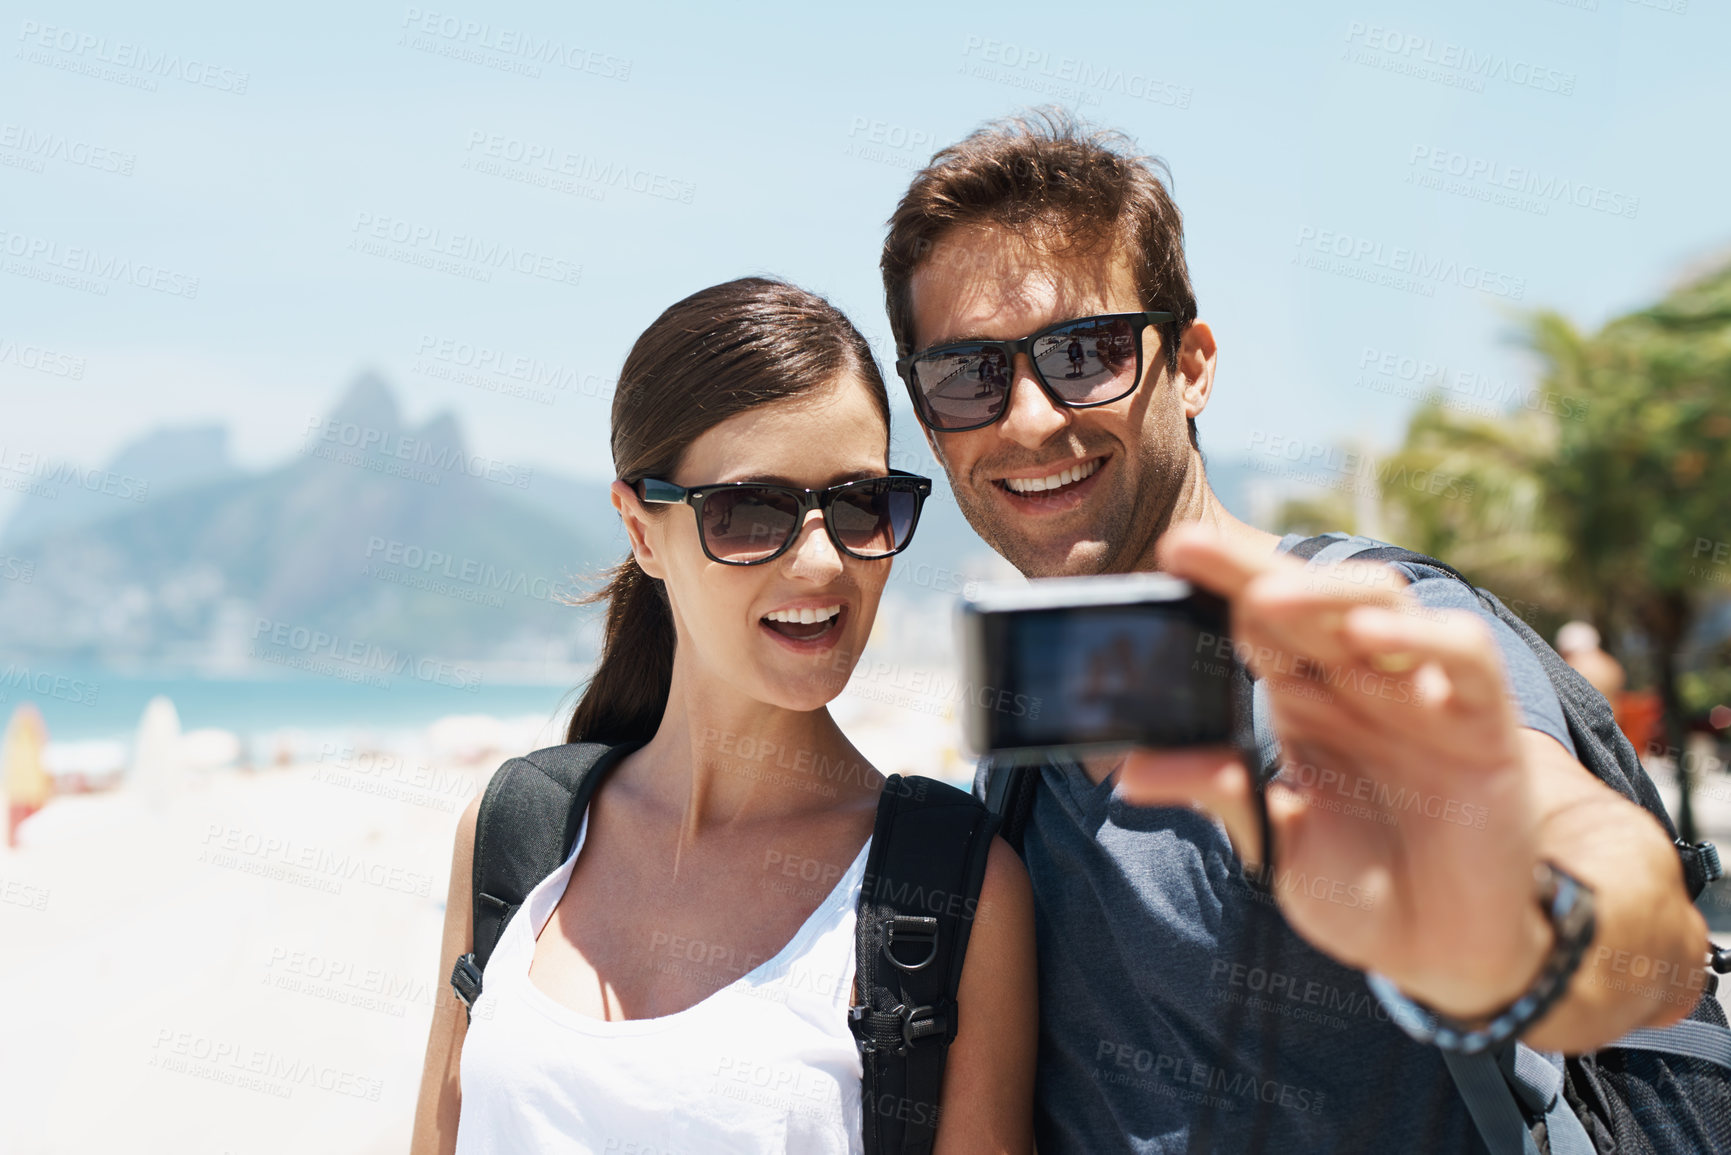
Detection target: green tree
<box><xmin>1277</xmin><ymin>259</ymin><xmax>1731</xmax><ymax>842</ymax></box>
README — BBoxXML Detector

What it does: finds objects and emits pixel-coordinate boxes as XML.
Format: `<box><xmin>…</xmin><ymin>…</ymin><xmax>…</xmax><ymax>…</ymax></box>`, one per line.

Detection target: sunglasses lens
<box><xmin>1031</xmin><ymin>317</ymin><xmax>1141</xmax><ymax>403</ymax></box>
<box><xmin>830</xmin><ymin>480</ymin><xmax>920</xmax><ymax>557</ymax></box>
<box><xmin>700</xmin><ymin>488</ymin><xmax>799</xmax><ymax>562</ymax></box>
<box><xmin>910</xmin><ymin>344</ymin><xmax>1010</xmax><ymax>430</ymax></box>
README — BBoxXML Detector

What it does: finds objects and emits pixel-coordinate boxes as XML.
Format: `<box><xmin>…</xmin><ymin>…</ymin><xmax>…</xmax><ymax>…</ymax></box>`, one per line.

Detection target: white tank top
<box><xmin>455</xmin><ymin>813</ymin><xmax>870</xmax><ymax>1155</ymax></box>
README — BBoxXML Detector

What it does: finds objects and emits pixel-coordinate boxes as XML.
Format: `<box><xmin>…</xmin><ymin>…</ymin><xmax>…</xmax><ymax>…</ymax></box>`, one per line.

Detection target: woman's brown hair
<box><xmin>565</xmin><ymin>277</ymin><xmax>889</xmax><ymax>745</ymax></box>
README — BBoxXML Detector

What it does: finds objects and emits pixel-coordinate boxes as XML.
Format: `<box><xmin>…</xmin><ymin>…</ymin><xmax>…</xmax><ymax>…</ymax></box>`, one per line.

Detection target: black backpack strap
<box><xmin>1285</xmin><ymin>532</ymin><xmax>1340</xmax><ymax>562</ymax></box>
<box><xmin>979</xmin><ymin>760</ymin><xmax>1037</xmax><ymax>855</ymax></box>
<box><xmin>852</xmin><ymin>775</ymin><xmax>1000</xmax><ymax>1154</ymax></box>
<box><xmin>449</xmin><ymin>741</ymin><xmax>635</xmax><ymax>1017</ymax></box>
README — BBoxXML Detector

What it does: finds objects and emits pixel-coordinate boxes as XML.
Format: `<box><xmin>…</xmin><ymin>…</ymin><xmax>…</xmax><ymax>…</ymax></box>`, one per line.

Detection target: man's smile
<box><xmin>989</xmin><ymin>454</ymin><xmax>1109</xmax><ymax>513</ymax></box>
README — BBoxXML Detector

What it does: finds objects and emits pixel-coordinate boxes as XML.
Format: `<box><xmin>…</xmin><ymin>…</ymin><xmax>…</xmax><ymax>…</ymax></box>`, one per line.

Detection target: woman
<box><xmin>411</xmin><ymin>278</ymin><xmax>1036</xmax><ymax>1154</ymax></box>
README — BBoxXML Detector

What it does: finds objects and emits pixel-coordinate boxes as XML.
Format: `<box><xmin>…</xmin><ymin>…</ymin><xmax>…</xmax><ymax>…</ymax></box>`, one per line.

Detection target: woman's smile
<box><xmin>758</xmin><ymin>600</ymin><xmax>849</xmax><ymax>651</ymax></box>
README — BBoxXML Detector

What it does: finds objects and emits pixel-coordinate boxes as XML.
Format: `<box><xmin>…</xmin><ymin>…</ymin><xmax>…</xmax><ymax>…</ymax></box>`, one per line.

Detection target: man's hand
<box><xmin>1116</xmin><ymin>525</ymin><xmax>1706</xmax><ymax>1045</ymax></box>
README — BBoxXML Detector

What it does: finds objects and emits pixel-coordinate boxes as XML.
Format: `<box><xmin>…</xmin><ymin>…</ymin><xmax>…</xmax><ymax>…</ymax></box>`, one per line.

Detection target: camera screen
<box><xmin>1005</xmin><ymin>604</ymin><xmax>1233</xmax><ymax>750</ymax></box>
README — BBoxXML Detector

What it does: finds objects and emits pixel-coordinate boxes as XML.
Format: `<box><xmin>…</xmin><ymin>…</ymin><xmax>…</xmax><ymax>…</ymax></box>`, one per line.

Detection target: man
<box><xmin>880</xmin><ymin>113</ymin><xmax>1708</xmax><ymax>1152</ymax></box>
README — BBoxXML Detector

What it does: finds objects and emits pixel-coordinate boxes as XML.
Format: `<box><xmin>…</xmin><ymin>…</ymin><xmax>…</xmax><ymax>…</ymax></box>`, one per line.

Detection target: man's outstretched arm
<box><xmin>1117</xmin><ymin>525</ymin><xmax>1708</xmax><ymax>1053</ymax></box>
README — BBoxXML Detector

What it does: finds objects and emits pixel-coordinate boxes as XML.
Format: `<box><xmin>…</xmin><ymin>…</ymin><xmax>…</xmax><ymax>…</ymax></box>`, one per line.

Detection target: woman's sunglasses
<box><xmin>635</xmin><ymin>470</ymin><xmax>932</xmax><ymax>566</ymax></box>
<box><xmin>895</xmin><ymin>310</ymin><xmax>1175</xmax><ymax>433</ymax></box>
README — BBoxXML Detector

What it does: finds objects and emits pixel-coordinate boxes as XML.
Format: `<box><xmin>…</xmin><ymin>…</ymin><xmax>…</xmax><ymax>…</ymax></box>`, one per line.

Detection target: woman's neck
<box><xmin>625</xmin><ymin>654</ymin><xmax>879</xmax><ymax>838</ymax></box>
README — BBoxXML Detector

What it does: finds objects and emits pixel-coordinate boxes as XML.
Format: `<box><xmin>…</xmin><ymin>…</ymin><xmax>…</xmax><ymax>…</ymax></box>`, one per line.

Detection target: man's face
<box><xmin>908</xmin><ymin>223</ymin><xmax>1198</xmax><ymax>578</ymax></box>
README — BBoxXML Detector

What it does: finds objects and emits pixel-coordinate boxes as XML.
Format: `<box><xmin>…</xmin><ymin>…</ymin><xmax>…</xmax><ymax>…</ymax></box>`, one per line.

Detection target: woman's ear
<box><xmin>610</xmin><ymin>480</ymin><xmax>667</xmax><ymax>580</ymax></box>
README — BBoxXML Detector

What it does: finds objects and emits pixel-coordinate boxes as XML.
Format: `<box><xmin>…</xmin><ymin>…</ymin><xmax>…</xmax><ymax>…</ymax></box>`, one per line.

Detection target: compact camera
<box><xmin>959</xmin><ymin>573</ymin><xmax>1235</xmax><ymax>762</ymax></box>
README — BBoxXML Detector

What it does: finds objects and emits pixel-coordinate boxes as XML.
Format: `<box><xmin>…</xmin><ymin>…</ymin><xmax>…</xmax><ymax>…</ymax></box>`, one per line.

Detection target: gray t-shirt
<box><xmin>982</xmin><ymin>533</ymin><xmax>1575</xmax><ymax>1154</ymax></box>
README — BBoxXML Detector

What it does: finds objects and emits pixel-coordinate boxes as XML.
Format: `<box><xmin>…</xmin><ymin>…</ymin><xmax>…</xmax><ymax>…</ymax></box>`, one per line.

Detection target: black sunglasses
<box><xmin>636</xmin><ymin>469</ymin><xmax>933</xmax><ymax>566</ymax></box>
<box><xmin>896</xmin><ymin>310</ymin><xmax>1176</xmax><ymax>433</ymax></box>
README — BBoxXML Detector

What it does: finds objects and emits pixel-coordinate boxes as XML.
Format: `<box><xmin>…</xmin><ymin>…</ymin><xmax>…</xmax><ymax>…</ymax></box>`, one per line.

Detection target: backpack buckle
<box><xmin>894</xmin><ymin>1002</ymin><xmax>946</xmax><ymax>1055</ymax></box>
<box><xmin>883</xmin><ymin>915</ymin><xmax>939</xmax><ymax>972</ymax></box>
<box><xmin>450</xmin><ymin>952</ymin><xmax>483</xmax><ymax>1009</ymax></box>
<box><xmin>1698</xmin><ymin>842</ymin><xmax>1724</xmax><ymax>885</ymax></box>
<box><xmin>1678</xmin><ymin>839</ymin><xmax>1724</xmax><ymax>900</ymax></box>
<box><xmin>847</xmin><ymin>1000</ymin><xmax>952</xmax><ymax>1057</ymax></box>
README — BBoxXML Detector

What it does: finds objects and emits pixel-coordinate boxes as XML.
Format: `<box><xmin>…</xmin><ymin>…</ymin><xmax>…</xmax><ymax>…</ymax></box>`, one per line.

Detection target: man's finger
<box><xmin>1155</xmin><ymin>523</ymin><xmax>1293</xmax><ymax>599</ymax></box>
<box><xmin>1115</xmin><ymin>747</ymin><xmax>1279</xmax><ymax>867</ymax></box>
<box><xmin>1341</xmin><ymin>605</ymin><xmax>1511</xmax><ymax>717</ymax></box>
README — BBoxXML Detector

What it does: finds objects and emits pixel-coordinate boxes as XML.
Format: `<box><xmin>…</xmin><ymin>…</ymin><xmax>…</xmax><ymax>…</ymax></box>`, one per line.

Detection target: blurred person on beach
<box><xmin>3</xmin><ymin>703</ymin><xmax>51</xmax><ymax>847</ymax></box>
<box><xmin>880</xmin><ymin>111</ymin><xmax>1711</xmax><ymax>1153</ymax></box>
<box><xmin>1556</xmin><ymin>620</ymin><xmax>1626</xmax><ymax>701</ymax></box>
<box><xmin>1553</xmin><ymin>619</ymin><xmax>1667</xmax><ymax>757</ymax></box>
<box><xmin>1556</xmin><ymin>620</ymin><xmax>1657</xmax><ymax>753</ymax></box>
<box><xmin>412</xmin><ymin>278</ymin><xmax>1036</xmax><ymax>1155</ymax></box>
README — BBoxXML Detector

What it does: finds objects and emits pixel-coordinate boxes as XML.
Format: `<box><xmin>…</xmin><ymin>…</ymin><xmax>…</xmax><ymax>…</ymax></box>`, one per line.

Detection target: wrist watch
<box><xmin>1366</xmin><ymin>860</ymin><xmax>1596</xmax><ymax>1055</ymax></box>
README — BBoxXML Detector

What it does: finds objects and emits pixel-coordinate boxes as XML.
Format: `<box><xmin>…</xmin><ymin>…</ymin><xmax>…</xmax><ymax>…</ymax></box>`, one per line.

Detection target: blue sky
<box><xmin>4</xmin><ymin>0</ymin><xmax>1727</xmax><ymax>518</ymax></box>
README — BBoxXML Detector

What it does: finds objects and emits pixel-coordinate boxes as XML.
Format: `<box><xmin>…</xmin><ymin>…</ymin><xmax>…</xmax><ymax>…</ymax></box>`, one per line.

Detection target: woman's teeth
<box><xmin>763</xmin><ymin>604</ymin><xmax>841</xmax><ymax>625</ymax></box>
<box><xmin>1002</xmin><ymin>458</ymin><xmax>1100</xmax><ymax>494</ymax></box>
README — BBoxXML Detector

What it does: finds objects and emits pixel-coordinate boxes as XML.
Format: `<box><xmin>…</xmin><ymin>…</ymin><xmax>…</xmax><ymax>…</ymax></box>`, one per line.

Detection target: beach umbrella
<box><xmin>3</xmin><ymin>703</ymin><xmax>51</xmax><ymax>847</ymax></box>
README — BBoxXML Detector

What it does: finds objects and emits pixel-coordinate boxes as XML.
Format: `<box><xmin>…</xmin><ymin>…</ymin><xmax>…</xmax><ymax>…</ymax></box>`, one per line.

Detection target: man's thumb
<box><xmin>1115</xmin><ymin>747</ymin><xmax>1269</xmax><ymax>868</ymax></box>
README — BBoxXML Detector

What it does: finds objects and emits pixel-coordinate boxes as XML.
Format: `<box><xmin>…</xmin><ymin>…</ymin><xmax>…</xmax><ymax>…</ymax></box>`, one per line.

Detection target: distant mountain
<box><xmin>0</xmin><ymin>424</ymin><xmax>237</xmax><ymax>546</ymax></box>
<box><xmin>0</xmin><ymin>373</ymin><xmax>1016</xmax><ymax>672</ymax></box>
<box><xmin>0</xmin><ymin>374</ymin><xmax>615</xmax><ymax>669</ymax></box>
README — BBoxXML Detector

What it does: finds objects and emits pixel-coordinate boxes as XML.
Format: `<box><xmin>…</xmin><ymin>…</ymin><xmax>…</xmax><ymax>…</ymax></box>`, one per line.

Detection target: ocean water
<box><xmin>1</xmin><ymin>665</ymin><xmax>582</xmax><ymax>744</ymax></box>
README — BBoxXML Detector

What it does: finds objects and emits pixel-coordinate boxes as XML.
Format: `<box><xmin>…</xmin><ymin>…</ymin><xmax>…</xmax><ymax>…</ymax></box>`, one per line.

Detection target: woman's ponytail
<box><xmin>559</xmin><ymin>276</ymin><xmax>890</xmax><ymax>749</ymax></box>
<box><xmin>565</xmin><ymin>554</ymin><xmax>676</xmax><ymax>745</ymax></box>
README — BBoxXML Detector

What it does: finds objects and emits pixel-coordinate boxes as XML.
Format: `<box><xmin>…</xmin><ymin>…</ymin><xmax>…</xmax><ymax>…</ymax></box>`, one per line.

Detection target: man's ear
<box><xmin>1174</xmin><ymin>320</ymin><xmax>1219</xmax><ymax>420</ymax></box>
<box><xmin>921</xmin><ymin>425</ymin><xmax>950</xmax><ymax>473</ymax></box>
<box><xmin>610</xmin><ymin>480</ymin><xmax>666</xmax><ymax>580</ymax></box>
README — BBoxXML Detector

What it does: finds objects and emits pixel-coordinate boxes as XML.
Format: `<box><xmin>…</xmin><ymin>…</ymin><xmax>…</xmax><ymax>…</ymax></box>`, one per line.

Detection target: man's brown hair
<box><xmin>881</xmin><ymin>108</ymin><xmax>1200</xmax><ymax>445</ymax></box>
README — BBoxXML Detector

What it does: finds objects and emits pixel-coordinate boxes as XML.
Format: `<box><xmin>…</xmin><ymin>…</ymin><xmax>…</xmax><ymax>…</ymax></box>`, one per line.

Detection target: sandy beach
<box><xmin>1</xmin><ymin>752</ymin><xmax>473</xmax><ymax>1154</ymax></box>
<box><xmin>4</xmin><ymin>698</ymin><xmax>1726</xmax><ymax>1153</ymax></box>
<box><xmin>0</xmin><ymin>676</ymin><xmax>978</xmax><ymax>1154</ymax></box>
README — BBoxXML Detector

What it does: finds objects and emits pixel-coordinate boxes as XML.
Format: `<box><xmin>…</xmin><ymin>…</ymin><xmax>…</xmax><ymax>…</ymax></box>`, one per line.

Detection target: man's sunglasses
<box><xmin>636</xmin><ymin>470</ymin><xmax>932</xmax><ymax>566</ymax></box>
<box><xmin>896</xmin><ymin>310</ymin><xmax>1176</xmax><ymax>433</ymax></box>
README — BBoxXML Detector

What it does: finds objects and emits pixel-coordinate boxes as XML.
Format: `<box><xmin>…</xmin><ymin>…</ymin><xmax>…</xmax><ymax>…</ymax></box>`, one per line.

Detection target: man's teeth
<box><xmin>1003</xmin><ymin>459</ymin><xmax>1100</xmax><ymax>494</ymax></box>
<box><xmin>764</xmin><ymin>604</ymin><xmax>842</xmax><ymax>625</ymax></box>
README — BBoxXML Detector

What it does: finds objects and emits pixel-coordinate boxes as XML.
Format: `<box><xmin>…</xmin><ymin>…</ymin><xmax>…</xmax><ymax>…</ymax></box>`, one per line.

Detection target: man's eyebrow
<box><xmin>919</xmin><ymin>330</ymin><xmax>1003</xmax><ymax>349</ymax></box>
<box><xmin>917</xmin><ymin>312</ymin><xmax>1112</xmax><ymax>351</ymax></box>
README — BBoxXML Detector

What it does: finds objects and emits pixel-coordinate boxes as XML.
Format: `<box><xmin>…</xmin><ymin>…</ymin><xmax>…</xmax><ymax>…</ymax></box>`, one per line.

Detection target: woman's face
<box><xmin>617</xmin><ymin>374</ymin><xmax>895</xmax><ymax>713</ymax></box>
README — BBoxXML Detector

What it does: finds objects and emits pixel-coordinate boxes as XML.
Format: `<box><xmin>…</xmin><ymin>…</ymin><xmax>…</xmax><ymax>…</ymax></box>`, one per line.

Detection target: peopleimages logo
<box><xmin>1408</xmin><ymin>146</ymin><xmax>1638</xmax><ymax>219</ymax></box>
<box><xmin>959</xmin><ymin>36</ymin><xmax>1193</xmax><ymax>109</ymax></box>
<box><xmin>249</xmin><ymin>617</ymin><xmax>483</xmax><ymax>692</ymax></box>
<box><xmin>0</xmin><ymin>444</ymin><xmax>149</xmax><ymax>501</ymax></box>
<box><xmin>1342</xmin><ymin>21</ymin><xmax>1576</xmax><ymax>96</ymax></box>
<box><xmin>0</xmin><ymin>664</ymin><xmax>100</xmax><ymax>708</ymax></box>
<box><xmin>1294</xmin><ymin>226</ymin><xmax>1526</xmax><ymax>301</ymax></box>
<box><xmin>0</xmin><ymin>336</ymin><xmax>85</xmax><ymax>379</ymax></box>
<box><xmin>0</xmin><ymin>122</ymin><xmax>136</xmax><ymax>175</ymax></box>
<box><xmin>348</xmin><ymin>211</ymin><xmax>582</xmax><ymax>288</ymax></box>
<box><xmin>1244</xmin><ymin>429</ymin><xmax>1477</xmax><ymax>503</ymax></box>
<box><xmin>1355</xmin><ymin>345</ymin><xmax>1587</xmax><ymax>421</ymax></box>
<box><xmin>462</xmin><ymin>131</ymin><xmax>694</xmax><ymax>204</ymax></box>
<box><xmin>301</xmin><ymin>416</ymin><xmax>533</xmax><ymax>489</ymax></box>
<box><xmin>398</xmin><ymin>7</ymin><xmax>631</xmax><ymax>81</ymax></box>
<box><xmin>0</xmin><ymin>227</ymin><xmax>200</xmax><ymax>298</ymax></box>
<box><xmin>15</xmin><ymin>20</ymin><xmax>251</xmax><ymax>94</ymax></box>
<box><xmin>362</xmin><ymin>536</ymin><xmax>573</xmax><ymax>604</ymax></box>
<box><xmin>414</xmin><ymin>334</ymin><xmax>607</xmax><ymax>397</ymax></box>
